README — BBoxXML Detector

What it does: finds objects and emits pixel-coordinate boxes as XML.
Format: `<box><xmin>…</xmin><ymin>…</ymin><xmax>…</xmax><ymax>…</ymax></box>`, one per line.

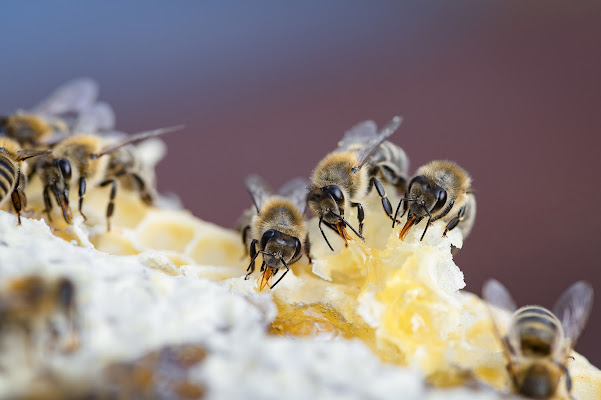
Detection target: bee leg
<box><xmin>270</xmin><ymin>260</ymin><xmax>290</xmax><ymax>289</ymax></box>
<box><xmin>442</xmin><ymin>206</ymin><xmax>466</xmax><ymax>237</ymax></box>
<box><xmin>558</xmin><ymin>363</ymin><xmax>575</xmax><ymax>400</ymax></box>
<box><xmin>245</xmin><ymin>239</ymin><xmax>260</xmax><ymax>279</ymax></box>
<box><xmin>350</xmin><ymin>202</ymin><xmax>364</xmax><ymax>236</ymax></box>
<box><xmin>318</xmin><ymin>217</ymin><xmax>335</xmax><ymax>251</ymax></box>
<box><xmin>304</xmin><ymin>234</ymin><xmax>313</xmax><ymax>264</ymax></box>
<box><xmin>43</xmin><ymin>185</ymin><xmax>53</xmax><ymax>222</ymax></box>
<box><xmin>99</xmin><ymin>179</ymin><xmax>118</xmax><ymax>231</ymax></box>
<box><xmin>10</xmin><ymin>172</ymin><xmax>25</xmax><ymax>225</ymax></box>
<box><xmin>241</xmin><ymin>225</ymin><xmax>251</xmax><ymax>251</ymax></box>
<box><xmin>371</xmin><ymin>177</ymin><xmax>395</xmax><ymax>223</ymax></box>
<box><xmin>58</xmin><ymin>278</ymin><xmax>79</xmax><ymax>352</ymax></box>
<box><xmin>78</xmin><ymin>177</ymin><xmax>88</xmax><ymax>221</ymax></box>
<box><xmin>131</xmin><ymin>173</ymin><xmax>153</xmax><ymax>205</ymax></box>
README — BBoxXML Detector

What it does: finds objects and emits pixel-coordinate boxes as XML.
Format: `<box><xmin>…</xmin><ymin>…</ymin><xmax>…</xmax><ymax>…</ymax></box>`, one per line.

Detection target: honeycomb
<box><xmin>1</xmin><ymin>141</ymin><xmax>599</xmax><ymax>400</ymax></box>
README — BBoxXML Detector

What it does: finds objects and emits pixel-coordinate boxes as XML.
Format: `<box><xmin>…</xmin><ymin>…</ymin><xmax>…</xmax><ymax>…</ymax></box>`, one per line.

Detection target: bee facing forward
<box><xmin>394</xmin><ymin>160</ymin><xmax>476</xmax><ymax>242</ymax></box>
<box><xmin>306</xmin><ymin>115</ymin><xmax>408</xmax><ymax>251</ymax></box>
<box><xmin>482</xmin><ymin>279</ymin><xmax>594</xmax><ymax>399</ymax></box>
<box><xmin>34</xmin><ymin>126</ymin><xmax>182</xmax><ymax>230</ymax></box>
<box><xmin>242</xmin><ymin>175</ymin><xmax>311</xmax><ymax>290</ymax></box>
<box><xmin>0</xmin><ymin>275</ymin><xmax>78</xmax><ymax>352</ymax></box>
<box><xmin>0</xmin><ymin>138</ymin><xmax>49</xmax><ymax>224</ymax></box>
<box><xmin>0</xmin><ymin>78</ymin><xmax>113</xmax><ymax>148</ymax></box>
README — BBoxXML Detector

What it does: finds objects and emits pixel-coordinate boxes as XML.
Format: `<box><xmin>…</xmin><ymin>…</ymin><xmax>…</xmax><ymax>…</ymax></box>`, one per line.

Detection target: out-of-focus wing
<box><xmin>73</xmin><ymin>102</ymin><xmax>116</xmax><ymax>134</ymax></box>
<box><xmin>482</xmin><ymin>279</ymin><xmax>520</xmax><ymax>360</ymax></box>
<box><xmin>552</xmin><ymin>281</ymin><xmax>594</xmax><ymax>354</ymax></box>
<box><xmin>483</xmin><ymin>279</ymin><xmax>518</xmax><ymax>313</ymax></box>
<box><xmin>347</xmin><ymin>115</ymin><xmax>403</xmax><ymax>172</ymax></box>
<box><xmin>245</xmin><ymin>175</ymin><xmax>274</xmax><ymax>213</ymax></box>
<box><xmin>336</xmin><ymin>120</ymin><xmax>378</xmax><ymax>151</ymax></box>
<box><xmin>92</xmin><ymin>125</ymin><xmax>184</xmax><ymax>159</ymax></box>
<box><xmin>279</xmin><ymin>177</ymin><xmax>309</xmax><ymax>214</ymax></box>
<box><xmin>30</xmin><ymin>78</ymin><xmax>99</xmax><ymax>117</ymax></box>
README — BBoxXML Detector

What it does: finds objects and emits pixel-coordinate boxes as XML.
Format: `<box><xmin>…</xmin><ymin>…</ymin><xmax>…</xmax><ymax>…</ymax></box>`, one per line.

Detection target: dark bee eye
<box><xmin>322</xmin><ymin>185</ymin><xmax>344</xmax><ymax>204</ymax></box>
<box><xmin>260</xmin><ymin>229</ymin><xmax>278</xmax><ymax>250</ymax></box>
<box><xmin>292</xmin><ymin>237</ymin><xmax>302</xmax><ymax>260</ymax></box>
<box><xmin>57</xmin><ymin>158</ymin><xmax>72</xmax><ymax>180</ymax></box>
<box><xmin>431</xmin><ymin>187</ymin><xmax>447</xmax><ymax>213</ymax></box>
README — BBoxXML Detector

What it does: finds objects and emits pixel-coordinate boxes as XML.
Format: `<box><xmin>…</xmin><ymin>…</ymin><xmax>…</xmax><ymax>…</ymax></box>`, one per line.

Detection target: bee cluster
<box><xmin>0</xmin><ymin>81</ymin><xmax>596</xmax><ymax>399</ymax></box>
<box><xmin>0</xmin><ymin>78</ymin><xmax>181</xmax><ymax>232</ymax></box>
<box><xmin>239</xmin><ymin>115</ymin><xmax>594</xmax><ymax>399</ymax></box>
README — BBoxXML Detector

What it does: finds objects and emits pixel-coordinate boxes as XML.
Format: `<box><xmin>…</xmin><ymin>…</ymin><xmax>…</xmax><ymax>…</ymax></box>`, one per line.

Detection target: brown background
<box><xmin>2</xmin><ymin>2</ymin><xmax>600</xmax><ymax>364</ymax></box>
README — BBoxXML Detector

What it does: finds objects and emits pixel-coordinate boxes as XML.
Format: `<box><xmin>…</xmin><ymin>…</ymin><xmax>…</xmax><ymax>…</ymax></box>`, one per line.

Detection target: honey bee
<box><xmin>394</xmin><ymin>160</ymin><xmax>476</xmax><ymax>242</ymax></box>
<box><xmin>0</xmin><ymin>275</ymin><xmax>78</xmax><ymax>352</ymax></box>
<box><xmin>0</xmin><ymin>78</ymin><xmax>113</xmax><ymax>147</ymax></box>
<box><xmin>34</xmin><ymin>125</ymin><xmax>182</xmax><ymax>230</ymax></box>
<box><xmin>306</xmin><ymin>115</ymin><xmax>408</xmax><ymax>250</ymax></box>
<box><xmin>242</xmin><ymin>175</ymin><xmax>311</xmax><ymax>290</ymax></box>
<box><xmin>0</xmin><ymin>138</ymin><xmax>50</xmax><ymax>224</ymax></box>
<box><xmin>482</xmin><ymin>279</ymin><xmax>594</xmax><ymax>399</ymax></box>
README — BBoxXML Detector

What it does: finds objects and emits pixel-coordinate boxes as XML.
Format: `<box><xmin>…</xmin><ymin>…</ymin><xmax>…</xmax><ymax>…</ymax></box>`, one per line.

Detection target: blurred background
<box><xmin>1</xmin><ymin>2</ymin><xmax>600</xmax><ymax>364</ymax></box>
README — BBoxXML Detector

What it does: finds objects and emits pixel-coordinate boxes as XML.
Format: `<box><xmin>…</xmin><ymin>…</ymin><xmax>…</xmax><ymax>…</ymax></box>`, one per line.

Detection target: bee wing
<box><xmin>351</xmin><ymin>116</ymin><xmax>403</xmax><ymax>171</ymax></box>
<box><xmin>278</xmin><ymin>177</ymin><xmax>310</xmax><ymax>214</ymax></box>
<box><xmin>92</xmin><ymin>125</ymin><xmax>184</xmax><ymax>159</ymax></box>
<box><xmin>337</xmin><ymin>120</ymin><xmax>379</xmax><ymax>151</ymax></box>
<box><xmin>482</xmin><ymin>279</ymin><xmax>520</xmax><ymax>360</ymax></box>
<box><xmin>552</xmin><ymin>281</ymin><xmax>594</xmax><ymax>352</ymax></box>
<box><xmin>245</xmin><ymin>174</ymin><xmax>274</xmax><ymax>213</ymax></box>
<box><xmin>483</xmin><ymin>279</ymin><xmax>518</xmax><ymax>313</ymax></box>
<box><xmin>30</xmin><ymin>78</ymin><xmax>99</xmax><ymax>117</ymax></box>
<box><xmin>73</xmin><ymin>101</ymin><xmax>116</xmax><ymax>134</ymax></box>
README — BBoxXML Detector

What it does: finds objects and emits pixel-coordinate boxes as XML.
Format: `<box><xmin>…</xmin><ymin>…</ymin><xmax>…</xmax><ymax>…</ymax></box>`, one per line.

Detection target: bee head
<box><xmin>260</xmin><ymin>229</ymin><xmax>301</xmax><ymax>270</ymax></box>
<box><xmin>306</xmin><ymin>185</ymin><xmax>345</xmax><ymax>224</ymax></box>
<box><xmin>517</xmin><ymin>363</ymin><xmax>558</xmax><ymax>399</ymax></box>
<box><xmin>406</xmin><ymin>176</ymin><xmax>448</xmax><ymax>220</ymax></box>
<box><xmin>37</xmin><ymin>156</ymin><xmax>73</xmax><ymax>223</ymax></box>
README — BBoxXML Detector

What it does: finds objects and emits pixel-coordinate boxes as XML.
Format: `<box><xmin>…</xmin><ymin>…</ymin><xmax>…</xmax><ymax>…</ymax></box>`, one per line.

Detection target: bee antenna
<box><xmin>318</xmin><ymin>217</ymin><xmax>335</xmax><ymax>252</ymax></box>
<box><xmin>91</xmin><ymin>124</ymin><xmax>185</xmax><ymax>159</ymax></box>
<box><xmin>270</xmin><ymin>257</ymin><xmax>290</xmax><ymax>289</ymax></box>
<box><xmin>419</xmin><ymin>202</ymin><xmax>433</xmax><ymax>241</ymax></box>
<box><xmin>392</xmin><ymin>198</ymin><xmax>416</xmax><ymax>227</ymax></box>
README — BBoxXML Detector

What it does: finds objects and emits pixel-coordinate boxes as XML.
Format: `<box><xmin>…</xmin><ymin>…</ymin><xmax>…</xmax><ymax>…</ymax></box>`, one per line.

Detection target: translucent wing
<box><xmin>337</xmin><ymin>120</ymin><xmax>378</xmax><ymax>151</ymax></box>
<box><xmin>482</xmin><ymin>279</ymin><xmax>520</xmax><ymax>359</ymax></box>
<box><xmin>73</xmin><ymin>102</ymin><xmax>116</xmax><ymax>134</ymax></box>
<box><xmin>278</xmin><ymin>177</ymin><xmax>309</xmax><ymax>214</ymax></box>
<box><xmin>352</xmin><ymin>115</ymin><xmax>403</xmax><ymax>172</ymax></box>
<box><xmin>482</xmin><ymin>279</ymin><xmax>518</xmax><ymax>313</ymax></box>
<box><xmin>92</xmin><ymin>125</ymin><xmax>184</xmax><ymax>159</ymax></box>
<box><xmin>30</xmin><ymin>78</ymin><xmax>99</xmax><ymax>117</ymax></box>
<box><xmin>552</xmin><ymin>281</ymin><xmax>594</xmax><ymax>350</ymax></box>
<box><xmin>245</xmin><ymin>174</ymin><xmax>274</xmax><ymax>213</ymax></box>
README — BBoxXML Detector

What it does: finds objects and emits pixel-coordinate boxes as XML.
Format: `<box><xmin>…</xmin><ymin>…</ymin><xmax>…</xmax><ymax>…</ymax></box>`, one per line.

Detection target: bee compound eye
<box><xmin>57</xmin><ymin>158</ymin><xmax>72</xmax><ymax>180</ymax></box>
<box><xmin>322</xmin><ymin>185</ymin><xmax>344</xmax><ymax>204</ymax></box>
<box><xmin>431</xmin><ymin>187</ymin><xmax>447</xmax><ymax>213</ymax></box>
<box><xmin>260</xmin><ymin>229</ymin><xmax>278</xmax><ymax>250</ymax></box>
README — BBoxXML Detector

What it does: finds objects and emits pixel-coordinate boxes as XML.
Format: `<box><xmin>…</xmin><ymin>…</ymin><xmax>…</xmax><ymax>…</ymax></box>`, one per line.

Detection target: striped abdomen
<box><xmin>512</xmin><ymin>306</ymin><xmax>562</xmax><ymax>357</ymax></box>
<box><xmin>0</xmin><ymin>155</ymin><xmax>17</xmax><ymax>204</ymax></box>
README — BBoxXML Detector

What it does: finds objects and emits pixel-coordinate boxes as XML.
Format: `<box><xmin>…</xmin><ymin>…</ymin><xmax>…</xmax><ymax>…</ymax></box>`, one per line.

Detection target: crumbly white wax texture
<box><xmin>0</xmin><ymin>211</ymin><xmax>508</xmax><ymax>400</ymax></box>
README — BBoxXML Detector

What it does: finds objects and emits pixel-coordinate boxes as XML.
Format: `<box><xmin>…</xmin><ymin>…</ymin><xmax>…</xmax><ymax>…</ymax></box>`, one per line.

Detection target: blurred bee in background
<box><xmin>0</xmin><ymin>275</ymin><xmax>78</xmax><ymax>353</ymax></box>
<box><xmin>0</xmin><ymin>138</ymin><xmax>50</xmax><ymax>224</ymax></box>
<box><xmin>33</xmin><ymin>126</ymin><xmax>183</xmax><ymax>230</ymax></box>
<box><xmin>482</xmin><ymin>279</ymin><xmax>594</xmax><ymax>399</ymax></box>
<box><xmin>394</xmin><ymin>160</ymin><xmax>476</xmax><ymax>242</ymax></box>
<box><xmin>241</xmin><ymin>175</ymin><xmax>311</xmax><ymax>290</ymax></box>
<box><xmin>306</xmin><ymin>115</ymin><xmax>408</xmax><ymax>251</ymax></box>
<box><xmin>0</xmin><ymin>78</ymin><xmax>114</xmax><ymax>148</ymax></box>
